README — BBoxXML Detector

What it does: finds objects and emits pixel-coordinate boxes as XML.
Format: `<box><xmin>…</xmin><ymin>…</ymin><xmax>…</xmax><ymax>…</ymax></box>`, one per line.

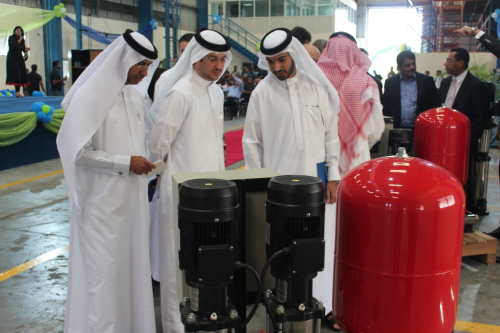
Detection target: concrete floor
<box><xmin>1</xmin><ymin>118</ymin><xmax>499</xmax><ymax>333</ymax></box>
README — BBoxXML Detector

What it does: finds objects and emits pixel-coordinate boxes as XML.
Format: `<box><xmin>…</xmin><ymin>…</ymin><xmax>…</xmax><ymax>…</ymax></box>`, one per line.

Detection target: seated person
<box><xmin>223</xmin><ymin>75</ymin><xmax>243</xmax><ymax>120</ymax></box>
<box><xmin>241</xmin><ymin>76</ymin><xmax>255</xmax><ymax>104</ymax></box>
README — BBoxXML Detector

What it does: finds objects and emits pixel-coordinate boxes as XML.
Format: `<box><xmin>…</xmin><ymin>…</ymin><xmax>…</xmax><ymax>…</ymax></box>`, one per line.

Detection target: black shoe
<box><xmin>323</xmin><ymin>312</ymin><xmax>342</xmax><ymax>331</ymax></box>
<box><xmin>487</xmin><ymin>226</ymin><xmax>500</xmax><ymax>239</ymax></box>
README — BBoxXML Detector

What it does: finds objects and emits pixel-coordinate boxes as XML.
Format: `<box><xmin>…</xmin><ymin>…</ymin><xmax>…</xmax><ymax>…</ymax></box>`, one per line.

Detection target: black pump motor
<box><xmin>264</xmin><ymin>175</ymin><xmax>326</xmax><ymax>333</ymax></box>
<box><xmin>178</xmin><ymin>179</ymin><xmax>240</xmax><ymax>332</ymax></box>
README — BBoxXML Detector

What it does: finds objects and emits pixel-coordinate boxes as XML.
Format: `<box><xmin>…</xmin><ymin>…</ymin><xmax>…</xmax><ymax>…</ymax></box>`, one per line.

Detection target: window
<box><xmin>271</xmin><ymin>0</ymin><xmax>284</xmax><ymax>16</ymax></box>
<box><xmin>302</xmin><ymin>0</ymin><xmax>316</xmax><ymax>16</ymax></box>
<box><xmin>318</xmin><ymin>0</ymin><xmax>333</xmax><ymax>16</ymax></box>
<box><xmin>255</xmin><ymin>0</ymin><xmax>269</xmax><ymax>16</ymax></box>
<box><xmin>241</xmin><ymin>0</ymin><xmax>254</xmax><ymax>17</ymax></box>
<box><xmin>285</xmin><ymin>0</ymin><xmax>300</xmax><ymax>16</ymax></box>
<box><xmin>211</xmin><ymin>3</ymin><xmax>224</xmax><ymax>16</ymax></box>
<box><xmin>227</xmin><ymin>1</ymin><xmax>239</xmax><ymax>17</ymax></box>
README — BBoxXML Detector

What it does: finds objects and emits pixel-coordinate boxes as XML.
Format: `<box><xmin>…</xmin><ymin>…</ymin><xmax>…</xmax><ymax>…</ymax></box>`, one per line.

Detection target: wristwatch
<box><xmin>471</xmin><ymin>27</ymin><xmax>477</xmax><ymax>35</ymax></box>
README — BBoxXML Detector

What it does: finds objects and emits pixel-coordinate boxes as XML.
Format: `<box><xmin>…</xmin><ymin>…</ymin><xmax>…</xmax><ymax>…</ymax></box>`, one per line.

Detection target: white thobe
<box><xmin>64</xmin><ymin>86</ymin><xmax>155</xmax><ymax>333</ymax></box>
<box><xmin>242</xmin><ymin>69</ymin><xmax>341</xmax><ymax>314</ymax></box>
<box><xmin>149</xmin><ymin>68</ymin><xmax>172</xmax><ymax>282</ymax></box>
<box><xmin>149</xmin><ymin>69</ymin><xmax>225</xmax><ymax>333</ymax></box>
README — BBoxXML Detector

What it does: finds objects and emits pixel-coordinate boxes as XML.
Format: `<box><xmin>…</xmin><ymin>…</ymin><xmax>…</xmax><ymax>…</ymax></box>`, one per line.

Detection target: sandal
<box><xmin>323</xmin><ymin>311</ymin><xmax>342</xmax><ymax>331</ymax></box>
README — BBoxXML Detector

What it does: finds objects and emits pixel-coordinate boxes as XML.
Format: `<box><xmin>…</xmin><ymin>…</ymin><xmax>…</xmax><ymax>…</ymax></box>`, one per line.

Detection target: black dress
<box><xmin>6</xmin><ymin>35</ymin><xmax>28</xmax><ymax>87</ymax></box>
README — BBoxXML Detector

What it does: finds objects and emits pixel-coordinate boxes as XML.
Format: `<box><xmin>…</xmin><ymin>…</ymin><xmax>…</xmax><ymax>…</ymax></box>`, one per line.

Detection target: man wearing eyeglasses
<box><xmin>149</xmin><ymin>29</ymin><xmax>232</xmax><ymax>333</ymax></box>
<box><xmin>57</xmin><ymin>30</ymin><xmax>159</xmax><ymax>333</ymax></box>
<box><xmin>438</xmin><ymin>48</ymin><xmax>489</xmax><ymax>216</ymax></box>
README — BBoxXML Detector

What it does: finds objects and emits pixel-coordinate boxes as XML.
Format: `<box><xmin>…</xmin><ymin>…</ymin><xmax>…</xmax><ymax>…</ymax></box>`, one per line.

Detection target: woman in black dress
<box><xmin>6</xmin><ymin>26</ymin><xmax>30</xmax><ymax>97</ymax></box>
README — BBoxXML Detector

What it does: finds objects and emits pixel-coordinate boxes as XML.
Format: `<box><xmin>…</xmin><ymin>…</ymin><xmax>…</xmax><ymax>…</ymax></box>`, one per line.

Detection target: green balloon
<box><xmin>7</xmin><ymin>92</ymin><xmax>11</xmax><ymax>96</ymax></box>
<box><xmin>42</xmin><ymin>105</ymin><xmax>50</xmax><ymax>114</ymax></box>
<box><xmin>61</xmin><ymin>13</ymin><xmax>66</xmax><ymax>18</ymax></box>
<box><xmin>55</xmin><ymin>11</ymin><xmax>62</xmax><ymax>18</ymax></box>
<box><xmin>59</xmin><ymin>3</ymin><xmax>64</xmax><ymax>7</ymax></box>
<box><xmin>54</xmin><ymin>5</ymin><xmax>60</xmax><ymax>11</ymax></box>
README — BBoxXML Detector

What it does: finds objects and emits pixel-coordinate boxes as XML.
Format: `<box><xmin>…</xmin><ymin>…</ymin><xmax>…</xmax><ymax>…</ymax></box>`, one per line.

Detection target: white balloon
<box><xmin>60</xmin><ymin>7</ymin><xmax>67</xmax><ymax>14</ymax></box>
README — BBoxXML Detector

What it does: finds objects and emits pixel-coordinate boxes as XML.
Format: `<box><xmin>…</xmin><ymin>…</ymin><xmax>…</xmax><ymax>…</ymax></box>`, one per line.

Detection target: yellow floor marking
<box><xmin>0</xmin><ymin>169</ymin><xmax>64</xmax><ymax>190</ymax></box>
<box><xmin>0</xmin><ymin>244</ymin><xmax>69</xmax><ymax>283</ymax></box>
<box><xmin>455</xmin><ymin>320</ymin><xmax>500</xmax><ymax>332</ymax></box>
<box><xmin>490</xmin><ymin>175</ymin><xmax>499</xmax><ymax>178</ymax></box>
<box><xmin>237</xmin><ymin>165</ymin><xmax>245</xmax><ymax>170</ymax></box>
<box><xmin>224</xmin><ymin>125</ymin><xmax>244</xmax><ymax>133</ymax></box>
<box><xmin>487</xmin><ymin>206</ymin><xmax>500</xmax><ymax>210</ymax></box>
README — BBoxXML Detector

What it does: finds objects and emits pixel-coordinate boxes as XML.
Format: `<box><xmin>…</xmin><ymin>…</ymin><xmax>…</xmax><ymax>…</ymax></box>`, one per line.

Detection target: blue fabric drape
<box><xmin>64</xmin><ymin>16</ymin><xmax>152</xmax><ymax>45</ymax></box>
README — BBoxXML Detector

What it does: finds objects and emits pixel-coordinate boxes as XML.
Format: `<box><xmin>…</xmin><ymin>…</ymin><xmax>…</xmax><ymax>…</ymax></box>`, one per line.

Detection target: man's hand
<box><xmin>326</xmin><ymin>181</ymin><xmax>338</xmax><ymax>204</ymax></box>
<box><xmin>25</xmin><ymin>47</ymin><xmax>30</xmax><ymax>51</ymax></box>
<box><xmin>130</xmin><ymin>156</ymin><xmax>156</xmax><ymax>175</ymax></box>
<box><xmin>454</xmin><ymin>26</ymin><xmax>479</xmax><ymax>36</ymax></box>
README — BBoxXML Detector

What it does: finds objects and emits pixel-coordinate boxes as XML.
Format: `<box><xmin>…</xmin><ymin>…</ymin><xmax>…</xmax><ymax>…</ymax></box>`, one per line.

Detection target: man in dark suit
<box><xmin>437</xmin><ymin>47</ymin><xmax>489</xmax><ymax>155</ymax></box>
<box><xmin>456</xmin><ymin>27</ymin><xmax>500</xmax><ymax>240</ymax></box>
<box><xmin>382</xmin><ymin>50</ymin><xmax>438</xmax><ymax>128</ymax></box>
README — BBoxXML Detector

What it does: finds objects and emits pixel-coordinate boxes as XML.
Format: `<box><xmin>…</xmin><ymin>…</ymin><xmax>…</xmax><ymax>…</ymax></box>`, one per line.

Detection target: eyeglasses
<box><xmin>203</xmin><ymin>56</ymin><xmax>228</xmax><ymax>64</ymax></box>
<box><xmin>134</xmin><ymin>62</ymin><xmax>152</xmax><ymax>69</ymax></box>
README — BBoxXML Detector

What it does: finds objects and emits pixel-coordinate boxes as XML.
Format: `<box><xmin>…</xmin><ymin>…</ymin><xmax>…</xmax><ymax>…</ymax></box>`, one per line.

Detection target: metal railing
<box><xmin>203</xmin><ymin>16</ymin><xmax>260</xmax><ymax>58</ymax></box>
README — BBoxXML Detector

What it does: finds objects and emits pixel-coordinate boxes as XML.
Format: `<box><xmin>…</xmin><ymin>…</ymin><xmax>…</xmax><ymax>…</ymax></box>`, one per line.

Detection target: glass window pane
<box><xmin>227</xmin><ymin>1</ymin><xmax>239</xmax><ymax>17</ymax></box>
<box><xmin>271</xmin><ymin>0</ymin><xmax>284</xmax><ymax>16</ymax></box>
<box><xmin>318</xmin><ymin>0</ymin><xmax>333</xmax><ymax>16</ymax></box>
<box><xmin>285</xmin><ymin>0</ymin><xmax>300</xmax><ymax>16</ymax></box>
<box><xmin>302</xmin><ymin>0</ymin><xmax>316</xmax><ymax>16</ymax></box>
<box><xmin>211</xmin><ymin>3</ymin><xmax>223</xmax><ymax>15</ymax></box>
<box><xmin>241</xmin><ymin>1</ymin><xmax>254</xmax><ymax>17</ymax></box>
<box><xmin>256</xmin><ymin>0</ymin><xmax>269</xmax><ymax>16</ymax></box>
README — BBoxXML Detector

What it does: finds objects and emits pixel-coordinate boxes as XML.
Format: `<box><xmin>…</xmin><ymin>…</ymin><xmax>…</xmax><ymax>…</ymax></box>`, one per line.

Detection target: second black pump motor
<box><xmin>263</xmin><ymin>175</ymin><xmax>326</xmax><ymax>333</ymax></box>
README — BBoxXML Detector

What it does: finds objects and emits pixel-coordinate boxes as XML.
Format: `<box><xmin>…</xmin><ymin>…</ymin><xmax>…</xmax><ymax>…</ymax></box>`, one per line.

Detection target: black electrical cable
<box><xmin>236</xmin><ymin>262</ymin><xmax>262</xmax><ymax>333</ymax></box>
<box><xmin>260</xmin><ymin>248</ymin><xmax>291</xmax><ymax>331</ymax></box>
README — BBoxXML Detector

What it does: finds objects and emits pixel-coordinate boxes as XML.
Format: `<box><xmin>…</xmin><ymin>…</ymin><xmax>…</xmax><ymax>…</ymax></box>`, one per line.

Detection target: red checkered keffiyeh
<box><xmin>317</xmin><ymin>36</ymin><xmax>377</xmax><ymax>175</ymax></box>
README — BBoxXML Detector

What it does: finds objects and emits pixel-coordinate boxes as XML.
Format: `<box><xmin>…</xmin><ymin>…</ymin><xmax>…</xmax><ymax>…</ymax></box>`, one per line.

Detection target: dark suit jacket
<box><xmin>437</xmin><ymin>71</ymin><xmax>489</xmax><ymax>154</ymax></box>
<box><xmin>478</xmin><ymin>32</ymin><xmax>500</xmax><ymax>59</ymax></box>
<box><xmin>382</xmin><ymin>72</ymin><xmax>438</xmax><ymax>127</ymax></box>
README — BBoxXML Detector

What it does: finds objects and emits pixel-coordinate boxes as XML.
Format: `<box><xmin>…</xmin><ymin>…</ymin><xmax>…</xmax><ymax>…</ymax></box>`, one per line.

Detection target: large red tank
<box><xmin>334</xmin><ymin>153</ymin><xmax>465</xmax><ymax>333</ymax></box>
<box><xmin>414</xmin><ymin>107</ymin><xmax>471</xmax><ymax>185</ymax></box>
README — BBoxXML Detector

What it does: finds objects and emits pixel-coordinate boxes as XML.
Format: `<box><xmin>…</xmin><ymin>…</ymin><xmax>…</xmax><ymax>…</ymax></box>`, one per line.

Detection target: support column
<box><xmin>138</xmin><ymin>0</ymin><xmax>154</xmax><ymax>42</ymax></box>
<box><xmin>198</xmin><ymin>0</ymin><xmax>208</xmax><ymax>29</ymax></box>
<box><xmin>75</xmin><ymin>0</ymin><xmax>82</xmax><ymax>49</ymax></box>
<box><xmin>165</xmin><ymin>0</ymin><xmax>171</xmax><ymax>68</ymax></box>
<box><xmin>42</xmin><ymin>0</ymin><xmax>64</xmax><ymax>95</ymax></box>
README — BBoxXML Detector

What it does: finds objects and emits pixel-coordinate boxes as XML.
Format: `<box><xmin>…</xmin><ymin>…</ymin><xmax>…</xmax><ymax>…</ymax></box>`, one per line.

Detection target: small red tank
<box><xmin>334</xmin><ymin>152</ymin><xmax>465</xmax><ymax>332</ymax></box>
<box><xmin>414</xmin><ymin>107</ymin><xmax>471</xmax><ymax>185</ymax></box>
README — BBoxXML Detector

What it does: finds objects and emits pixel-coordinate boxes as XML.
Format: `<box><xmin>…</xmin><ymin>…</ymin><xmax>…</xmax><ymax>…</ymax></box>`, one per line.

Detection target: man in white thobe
<box><xmin>148</xmin><ymin>29</ymin><xmax>232</xmax><ymax>333</ymax></box>
<box><xmin>317</xmin><ymin>32</ymin><xmax>384</xmax><ymax>176</ymax></box>
<box><xmin>148</xmin><ymin>32</ymin><xmax>195</xmax><ymax>283</ymax></box>
<box><xmin>57</xmin><ymin>30</ymin><xmax>159</xmax><ymax>333</ymax></box>
<box><xmin>242</xmin><ymin>28</ymin><xmax>341</xmax><ymax>325</ymax></box>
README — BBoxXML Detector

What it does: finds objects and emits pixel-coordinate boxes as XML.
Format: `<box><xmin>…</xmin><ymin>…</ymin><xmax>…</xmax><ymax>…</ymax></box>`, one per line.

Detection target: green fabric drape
<box><xmin>0</xmin><ymin>112</ymin><xmax>37</xmax><ymax>146</ymax></box>
<box><xmin>0</xmin><ymin>109</ymin><xmax>65</xmax><ymax>147</ymax></box>
<box><xmin>42</xmin><ymin>109</ymin><xmax>65</xmax><ymax>134</ymax></box>
<box><xmin>0</xmin><ymin>6</ymin><xmax>56</xmax><ymax>39</ymax></box>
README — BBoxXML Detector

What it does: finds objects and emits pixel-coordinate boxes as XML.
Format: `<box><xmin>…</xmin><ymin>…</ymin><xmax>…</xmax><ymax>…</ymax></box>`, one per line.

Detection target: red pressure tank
<box><xmin>334</xmin><ymin>151</ymin><xmax>465</xmax><ymax>333</ymax></box>
<box><xmin>414</xmin><ymin>107</ymin><xmax>471</xmax><ymax>185</ymax></box>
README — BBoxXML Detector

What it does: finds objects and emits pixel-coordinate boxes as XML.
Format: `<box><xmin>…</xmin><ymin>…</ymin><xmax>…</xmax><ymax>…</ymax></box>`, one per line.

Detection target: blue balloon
<box><xmin>32</xmin><ymin>102</ymin><xmax>42</xmax><ymax>112</ymax></box>
<box><xmin>37</xmin><ymin>111</ymin><xmax>46</xmax><ymax>121</ymax></box>
<box><xmin>48</xmin><ymin>106</ymin><xmax>55</xmax><ymax>115</ymax></box>
<box><xmin>43</xmin><ymin>114</ymin><xmax>52</xmax><ymax>124</ymax></box>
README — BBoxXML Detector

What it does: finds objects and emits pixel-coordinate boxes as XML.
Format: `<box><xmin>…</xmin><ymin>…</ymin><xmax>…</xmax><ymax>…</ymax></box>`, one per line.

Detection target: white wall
<box><xmin>416</xmin><ymin>52</ymin><xmax>498</xmax><ymax>79</ymax></box>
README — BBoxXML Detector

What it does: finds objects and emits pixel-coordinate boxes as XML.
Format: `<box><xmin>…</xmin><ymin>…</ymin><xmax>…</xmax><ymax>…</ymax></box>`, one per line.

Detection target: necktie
<box><xmin>445</xmin><ymin>77</ymin><xmax>457</xmax><ymax>108</ymax></box>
